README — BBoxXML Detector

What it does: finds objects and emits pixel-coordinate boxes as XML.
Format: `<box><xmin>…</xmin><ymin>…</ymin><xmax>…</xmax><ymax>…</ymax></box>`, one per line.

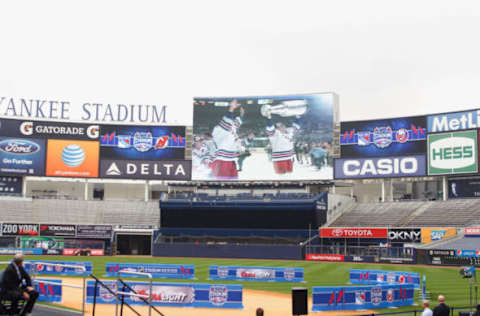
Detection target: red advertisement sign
<box><xmin>465</xmin><ymin>227</ymin><xmax>480</xmax><ymax>236</ymax></box>
<box><xmin>63</xmin><ymin>249</ymin><xmax>104</xmax><ymax>256</ymax></box>
<box><xmin>306</xmin><ymin>254</ymin><xmax>345</xmax><ymax>262</ymax></box>
<box><xmin>320</xmin><ymin>227</ymin><xmax>388</xmax><ymax>239</ymax></box>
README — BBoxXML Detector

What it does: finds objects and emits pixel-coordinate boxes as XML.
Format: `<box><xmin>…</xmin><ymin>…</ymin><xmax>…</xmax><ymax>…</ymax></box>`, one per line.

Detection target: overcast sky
<box><xmin>1</xmin><ymin>0</ymin><xmax>480</xmax><ymax>124</ymax></box>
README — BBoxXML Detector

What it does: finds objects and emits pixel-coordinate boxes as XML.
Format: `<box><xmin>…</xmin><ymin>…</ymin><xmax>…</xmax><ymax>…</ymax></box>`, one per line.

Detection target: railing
<box><xmin>360</xmin><ymin>305</ymin><xmax>477</xmax><ymax>316</ymax></box>
<box><xmin>115</xmin><ymin>270</ymin><xmax>153</xmax><ymax>316</ymax></box>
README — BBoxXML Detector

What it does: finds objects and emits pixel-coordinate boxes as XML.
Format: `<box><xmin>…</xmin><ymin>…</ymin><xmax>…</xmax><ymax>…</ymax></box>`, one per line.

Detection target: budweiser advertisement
<box><xmin>306</xmin><ymin>254</ymin><xmax>344</xmax><ymax>262</ymax></box>
<box><xmin>465</xmin><ymin>227</ymin><xmax>480</xmax><ymax>236</ymax></box>
<box><xmin>320</xmin><ymin>227</ymin><xmax>388</xmax><ymax>239</ymax></box>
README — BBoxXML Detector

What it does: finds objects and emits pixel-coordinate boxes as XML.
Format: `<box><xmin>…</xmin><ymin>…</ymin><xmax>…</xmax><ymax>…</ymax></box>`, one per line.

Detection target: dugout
<box><xmin>114</xmin><ymin>225</ymin><xmax>156</xmax><ymax>255</ymax></box>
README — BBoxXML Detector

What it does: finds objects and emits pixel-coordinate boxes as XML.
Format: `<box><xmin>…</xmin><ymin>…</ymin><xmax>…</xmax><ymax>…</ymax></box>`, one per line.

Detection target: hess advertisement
<box><xmin>45</xmin><ymin>139</ymin><xmax>99</xmax><ymax>178</ymax></box>
<box><xmin>0</xmin><ymin>137</ymin><xmax>46</xmax><ymax>176</ymax></box>
<box><xmin>192</xmin><ymin>93</ymin><xmax>337</xmax><ymax>180</ymax></box>
<box><xmin>427</xmin><ymin>130</ymin><xmax>478</xmax><ymax>175</ymax></box>
<box><xmin>340</xmin><ymin>116</ymin><xmax>427</xmax><ymax>158</ymax></box>
<box><xmin>100</xmin><ymin>125</ymin><xmax>186</xmax><ymax>160</ymax></box>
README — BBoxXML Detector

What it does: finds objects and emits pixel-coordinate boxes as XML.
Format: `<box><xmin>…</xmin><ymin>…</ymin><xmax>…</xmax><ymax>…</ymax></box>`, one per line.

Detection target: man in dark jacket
<box><xmin>432</xmin><ymin>295</ymin><xmax>450</xmax><ymax>316</ymax></box>
<box><xmin>1</xmin><ymin>254</ymin><xmax>39</xmax><ymax>316</ymax></box>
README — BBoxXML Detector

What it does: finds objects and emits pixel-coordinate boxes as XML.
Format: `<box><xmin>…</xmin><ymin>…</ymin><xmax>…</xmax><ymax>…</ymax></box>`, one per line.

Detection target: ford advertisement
<box><xmin>0</xmin><ymin>137</ymin><xmax>45</xmax><ymax>176</ymax></box>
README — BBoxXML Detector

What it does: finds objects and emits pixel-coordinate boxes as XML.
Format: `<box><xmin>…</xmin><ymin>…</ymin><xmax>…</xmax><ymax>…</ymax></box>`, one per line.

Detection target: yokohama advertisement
<box><xmin>320</xmin><ymin>227</ymin><xmax>388</xmax><ymax>239</ymax></box>
<box><xmin>40</xmin><ymin>224</ymin><xmax>76</xmax><ymax>237</ymax></box>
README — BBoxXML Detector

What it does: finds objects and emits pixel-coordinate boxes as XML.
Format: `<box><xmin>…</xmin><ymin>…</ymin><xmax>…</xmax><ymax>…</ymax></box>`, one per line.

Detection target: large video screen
<box><xmin>192</xmin><ymin>93</ymin><xmax>336</xmax><ymax>180</ymax></box>
<box><xmin>340</xmin><ymin>115</ymin><xmax>427</xmax><ymax>158</ymax></box>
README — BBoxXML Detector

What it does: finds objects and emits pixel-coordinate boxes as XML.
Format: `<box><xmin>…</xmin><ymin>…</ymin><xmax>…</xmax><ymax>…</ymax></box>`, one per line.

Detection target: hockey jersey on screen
<box><xmin>266</xmin><ymin>119</ymin><xmax>300</xmax><ymax>162</ymax></box>
<box><xmin>212</xmin><ymin>113</ymin><xmax>243</xmax><ymax>162</ymax></box>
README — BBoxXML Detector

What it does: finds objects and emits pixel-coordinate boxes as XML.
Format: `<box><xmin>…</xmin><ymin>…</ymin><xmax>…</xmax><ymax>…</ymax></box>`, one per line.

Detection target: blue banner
<box><xmin>427</xmin><ymin>109</ymin><xmax>480</xmax><ymax>133</ymax></box>
<box><xmin>350</xmin><ymin>269</ymin><xmax>420</xmax><ymax>289</ymax></box>
<box><xmin>340</xmin><ymin>116</ymin><xmax>427</xmax><ymax>158</ymax></box>
<box><xmin>106</xmin><ymin>263</ymin><xmax>195</xmax><ymax>279</ymax></box>
<box><xmin>34</xmin><ymin>279</ymin><xmax>62</xmax><ymax>303</ymax></box>
<box><xmin>209</xmin><ymin>265</ymin><xmax>304</xmax><ymax>282</ymax></box>
<box><xmin>335</xmin><ymin>155</ymin><xmax>426</xmax><ymax>179</ymax></box>
<box><xmin>86</xmin><ymin>281</ymin><xmax>243</xmax><ymax>309</ymax></box>
<box><xmin>0</xmin><ymin>248</ymin><xmax>43</xmax><ymax>255</ymax></box>
<box><xmin>25</xmin><ymin>260</ymin><xmax>92</xmax><ymax>276</ymax></box>
<box><xmin>312</xmin><ymin>284</ymin><xmax>415</xmax><ymax>312</ymax></box>
<box><xmin>0</xmin><ymin>137</ymin><xmax>46</xmax><ymax>176</ymax></box>
<box><xmin>455</xmin><ymin>249</ymin><xmax>480</xmax><ymax>257</ymax></box>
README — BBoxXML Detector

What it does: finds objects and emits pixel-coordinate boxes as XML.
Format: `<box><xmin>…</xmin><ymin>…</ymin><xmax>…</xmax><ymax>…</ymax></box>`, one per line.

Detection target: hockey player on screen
<box><xmin>211</xmin><ymin>99</ymin><xmax>244</xmax><ymax>179</ymax></box>
<box><xmin>265</xmin><ymin>112</ymin><xmax>301</xmax><ymax>174</ymax></box>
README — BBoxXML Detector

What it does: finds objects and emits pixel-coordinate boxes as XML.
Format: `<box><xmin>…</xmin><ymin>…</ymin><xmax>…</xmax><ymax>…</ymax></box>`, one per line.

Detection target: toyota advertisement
<box><xmin>319</xmin><ymin>227</ymin><xmax>388</xmax><ymax>239</ymax></box>
<box><xmin>340</xmin><ymin>116</ymin><xmax>427</xmax><ymax>158</ymax></box>
<box><xmin>193</xmin><ymin>93</ymin><xmax>337</xmax><ymax>181</ymax></box>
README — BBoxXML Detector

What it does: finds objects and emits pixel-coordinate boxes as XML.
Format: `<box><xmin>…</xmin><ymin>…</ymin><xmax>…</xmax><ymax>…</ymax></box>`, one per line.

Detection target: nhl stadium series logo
<box><xmin>373</xmin><ymin>126</ymin><xmax>393</xmax><ymax>148</ymax></box>
<box><xmin>217</xmin><ymin>267</ymin><xmax>229</xmax><ymax>278</ymax></box>
<box><xmin>209</xmin><ymin>285</ymin><xmax>228</xmax><ymax>306</ymax></box>
<box><xmin>371</xmin><ymin>286</ymin><xmax>383</xmax><ymax>306</ymax></box>
<box><xmin>133</xmin><ymin>132</ymin><xmax>153</xmax><ymax>152</ymax></box>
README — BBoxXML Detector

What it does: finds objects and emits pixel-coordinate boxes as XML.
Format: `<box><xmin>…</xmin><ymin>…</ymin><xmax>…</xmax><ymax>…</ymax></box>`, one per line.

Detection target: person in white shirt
<box><xmin>422</xmin><ymin>300</ymin><xmax>433</xmax><ymax>316</ymax></box>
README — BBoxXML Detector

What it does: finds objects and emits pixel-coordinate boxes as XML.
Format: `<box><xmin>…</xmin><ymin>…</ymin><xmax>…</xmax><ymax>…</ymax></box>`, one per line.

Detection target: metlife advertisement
<box><xmin>427</xmin><ymin>109</ymin><xmax>480</xmax><ymax>133</ymax></box>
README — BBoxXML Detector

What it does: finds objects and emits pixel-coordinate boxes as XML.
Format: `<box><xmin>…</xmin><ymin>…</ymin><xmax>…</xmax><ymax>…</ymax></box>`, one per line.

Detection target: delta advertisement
<box><xmin>0</xmin><ymin>137</ymin><xmax>46</xmax><ymax>176</ymax></box>
<box><xmin>448</xmin><ymin>178</ymin><xmax>480</xmax><ymax>198</ymax></box>
<box><xmin>34</xmin><ymin>279</ymin><xmax>62</xmax><ymax>303</ymax></box>
<box><xmin>25</xmin><ymin>260</ymin><xmax>92</xmax><ymax>276</ymax></box>
<box><xmin>312</xmin><ymin>284</ymin><xmax>414</xmax><ymax>312</ymax></box>
<box><xmin>334</xmin><ymin>155</ymin><xmax>426</xmax><ymax>179</ymax></box>
<box><xmin>340</xmin><ymin>116</ymin><xmax>427</xmax><ymax>158</ymax></box>
<box><xmin>421</xmin><ymin>227</ymin><xmax>456</xmax><ymax>243</ymax></box>
<box><xmin>209</xmin><ymin>265</ymin><xmax>304</xmax><ymax>283</ymax></box>
<box><xmin>86</xmin><ymin>281</ymin><xmax>243</xmax><ymax>309</ymax></box>
<box><xmin>106</xmin><ymin>263</ymin><xmax>195</xmax><ymax>279</ymax></box>
<box><xmin>192</xmin><ymin>93</ymin><xmax>337</xmax><ymax>181</ymax></box>
<box><xmin>350</xmin><ymin>269</ymin><xmax>420</xmax><ymax>289</ymax></box>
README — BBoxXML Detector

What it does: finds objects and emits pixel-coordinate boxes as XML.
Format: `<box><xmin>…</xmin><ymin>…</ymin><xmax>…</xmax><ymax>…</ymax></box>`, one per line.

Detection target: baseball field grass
<box><xmin>0</xmin><ymin>255</ymin><xmax>475</xmax><ymax>314</ymax></box>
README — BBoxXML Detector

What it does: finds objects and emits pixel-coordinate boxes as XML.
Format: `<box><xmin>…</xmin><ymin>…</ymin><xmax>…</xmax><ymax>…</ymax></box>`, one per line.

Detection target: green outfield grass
<box><xmin>0</xmin><ymin>255</ymin><xmax>475</xmax><ymax>314</ymax></box>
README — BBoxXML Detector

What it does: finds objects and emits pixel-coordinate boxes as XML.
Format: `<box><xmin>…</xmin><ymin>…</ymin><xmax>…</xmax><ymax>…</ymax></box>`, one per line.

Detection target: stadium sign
<box><xmin>2</xmin><ymin>223</ymin><xmax>39</xmax><ymax>236</ymax></box>
<box><xmin>100</xmin><ymin>160</ymin><xmax>191</xmax><ymax>180</ymax></box>
<box><xmin>427</xmin><ymin>130</ymin><xmax>478</xmax><ymax>175</ymax></box>
<box><xmin>0</xmin><ymin>137</ymin><xmax>46</xmax><ymax>176</ymax></box>
<box><xmin>427</xmin><ymin>109</ymin><xmax>480</xmax><ymax>133</ymax></box>
<box><xmin>76</xmin><ymin>225</ymin><xmax>112</xmax><ymax>239</ymax></box>
<box><xmin>334</xmin><ymin>155</ymin><xmax>426</xmax><ymax>179</ymax></box>
<box><xmin>388</xmin><ymin>228</ymin><xmax>421</xmax><ymax>243</ymax></box>
<box><xmin>465</xmin><ymin>227</ymin><xmax>480</xmax><ymax>236</ymax></box>
<box><xmin>320</xmin><ymin>227</ymin><xmax>388</xmax><ymax>238</ymax></box>
<box><xmin>40</xmin><ymin>224</ymin><xmax>76</xmax><ymax>237</ymax></box>
<box><xmin>0</xmin><ymin>176</ymin><xmax>22</xmax><ymax>195</ymax></box>
<box><xmin>306</xmin><ymin>254</ymin><xmax>344</xmax><ymax>262</ymax></box>
<box><xmin>19</xmin><ymin>121</ymin><xmax>99</xmax><ymax>140</ymax></box>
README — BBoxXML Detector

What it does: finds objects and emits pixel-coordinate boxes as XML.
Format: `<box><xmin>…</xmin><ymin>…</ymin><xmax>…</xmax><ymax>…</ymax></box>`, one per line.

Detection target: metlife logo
<box><xmin>334</xmin><ymin>155</ymin><xmax>426</xmax><ymax>179</ymax></box>
<box><xmin>427</xmin><ymin>109</ymin><xmax>480</xmax><ymax>133</ymax></box>
<box><xmin>428</xmin><ymin>130</ymin><xmax>478</xmax><ymax>175</ymax></box>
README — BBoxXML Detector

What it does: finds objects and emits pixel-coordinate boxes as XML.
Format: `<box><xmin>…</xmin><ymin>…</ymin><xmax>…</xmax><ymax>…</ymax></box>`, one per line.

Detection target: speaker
<box><xmin>292</xmin><ymin>287</ymin><xmax>308</xmax><ymax>315</ymax></box>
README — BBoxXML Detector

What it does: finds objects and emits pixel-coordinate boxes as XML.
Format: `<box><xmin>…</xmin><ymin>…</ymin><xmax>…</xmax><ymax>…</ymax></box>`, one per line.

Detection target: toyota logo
<box><xmin>332</xmin><ymin>229</ymin><xmax>344</xmax><ymax>237</ymax></box>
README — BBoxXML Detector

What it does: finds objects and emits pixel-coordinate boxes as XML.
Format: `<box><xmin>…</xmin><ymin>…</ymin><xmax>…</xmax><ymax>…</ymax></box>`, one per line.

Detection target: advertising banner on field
<box><xmin>320</xmin><ymin>227</ymin><xmax>388</xmax><ymax>239</ymax></box>
<box><xmin>25</xmin><ymin>260</ymin><xmax>92</xmax><ymax>276</ymax></box>
<box><xmin>427</xmin><ymin>109</ymin><xmax>480</xmax><ymax>133</ymax></box>
<box><xmin>100</xmin><ymin>125</ymin><xmax>186</xmax><ymax>160</ymax></box>
<box><xmin>0</xmin><ymin>137</ymin><xmax>46</xmax><ymax>176</ymax></box>
<box><xmin>40</xmin><ymin>224</ymin><xmax>76</xmax><ymax>237</ymax></box>
<box><xmin>0</xmin><ymin>248</ymin><xmax>43</xmax><ymax>255</ymax></box>
<box><xmin>388</xmin><ymin>228</ymin><xmax>422</xmax><ymax>243</ymax></box>
<box><xmin>421</xmin><ymin>227</ymin><xmax>456</xmax><ymax>243</ymax></box>
<box><xmin>340</xmin><ymin>116</ymin><xmax>427</xmax><ymax>158</ymax></box>
<box><xmin>209</xmin><ymin>265</ymin><xmax>303</xmax><ymax>282</ymax></box>
<box><xmin>306</xmin><ymin>254</ymin><xmax>345</xmax><ymax>262</ymax></box>
<box><xmin>34</xmin><ymin>279</ymin><xmax>62</xmax><ymax>303</ymax></box>
<box><xmin>106</xmin><ymin>263</ymin><xmax>195</xmax><ymax>279</ymax></box>
<box><xmin>312</xmin><ymin>284</ymin><xmax>414</xmax><ymax>312</ymax></box>
<box><xmin>20</xmin><ymin>236</ymin><xmax>65</xmax><ymax>255</ymax></box>
<box><xmin>427</xmin><ymin>130</ymin><xmax>478</xmax><ymax>175</ymax></box>
<box><xmin>99</xmin><ymin>159</ymin><xmax>191</xmax><ymax>180</ymax></box>
<box><xmin>193</xmin><ymin>93</ymin><xmax>337</xmax><ymax>181</ymax></box>
<box><xmin>76</xmin><ymin>225</ymin><xmax>112</xmax><ymax>239</ymax></box>
<box><xmin>455</xmin><ymin>249</ymin><xmax>480</xmax><ymax>258</ymax></box>
<box><xmin>350</xmin><ymin>269</ymin><xmax>420</xmax><ymax>289</ymax></box>
<box><xmin>45</xmin><ymin>139</ymin><xmax>99</xmax><ymax>178</ymax></box>
<box><xmin>448</xmin><ymin>178</ymin><xmax>480</xmax><ymax>198</ymax></box>
<box><xmin>0</xmin><ymin>176</ymin><xmax>22</xmax><ymax>195</ymax></box>
<box><xmin>465</xmin><ymin>227</ymin><xmax>480</xmax><ymax>236</ymax></box>
<box><xmin>86</xmin><ymin>280</ymin><xmax>243</xmax><ymax>309</ymax></box>
<box><xmin>2</xmin><ymin>223</ymin><xmax>39</xmax><ymax>236</ymax></box>
<box><xmin>334</xmin><ymin>155</ymin><xmax>426</xmax><ymax>179</ymax></box>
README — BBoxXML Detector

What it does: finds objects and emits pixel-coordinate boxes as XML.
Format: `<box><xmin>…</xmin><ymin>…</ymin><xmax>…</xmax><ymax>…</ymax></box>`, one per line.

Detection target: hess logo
<box><xmin>430</xmin><ymin>136</ymin><xmax>474</xmax><ymax>169</ymax></box>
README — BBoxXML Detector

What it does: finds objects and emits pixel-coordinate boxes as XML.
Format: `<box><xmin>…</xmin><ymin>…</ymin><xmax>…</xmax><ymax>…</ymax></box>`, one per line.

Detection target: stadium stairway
<box><xmin>398</xmin><ymin>201</ymin><xmax>435</xmax><ymax>227</ymax></box>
